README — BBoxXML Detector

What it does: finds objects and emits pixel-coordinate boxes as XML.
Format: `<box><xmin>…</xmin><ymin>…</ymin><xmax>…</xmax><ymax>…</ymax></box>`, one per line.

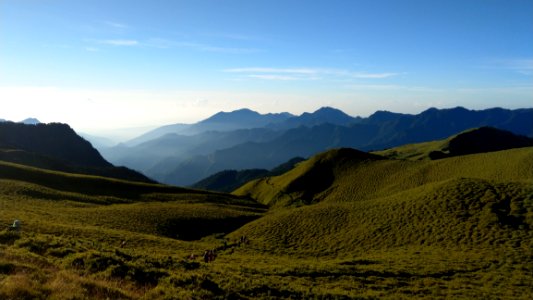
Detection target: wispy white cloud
<box><xmin>225</xmin><ymin>68</ymin><xmax>319</xmax><ymax>74</ymax></box>
<box><xmin>224</xmin><ymin>67</ymin><xmax>399</xmax><ymax>81</ymax></box>
<box><xmin>144</xmin><ymin>38</ymin><xmax>262</xmax><ymax>53</ymax></box>
<box><xmin>203</xmin><ymin>33</ymin><xmax>264</xmax><ymax>42</ymax></box>
<box><xmin>484</xmin><ymin>58</ymin><xmax>533</xmax><ymax>75</ymax></box>
<box><xmin>248</xmin><ymin>74</ymin><xmax>303</xmax><ymax>81</ymax></box>
<box><xmin>102</xmin><ymin>21</ymin><xmax>128</xmax><ymax>29</ymax></box>
<box><xmin>85</xmin><ymin>47</ymin><xmax>100</xmax><ymax>52</ymax></box>
<box><xmin>198</xmin><ymin>45</ymin><xmax>261</xmax><ymax>54</ymax></box>
<box><xmin>345</xmin><ymin>84</ymin><xmax>441</xmax><ymax>92</ymax></box>
<box><xmin>502</xmin><ymin>59</ymin><xmax>533</xmax><ymax>75</ymax></box>
<box><xmin>98</xmin><ymin>39</ymin><xmax>139</xmax><ymax>46</ymax></box>
<box><xmin>353</xmin><ymin>72</ymin><xmax>398</xmax><ymax>79</ymax></box>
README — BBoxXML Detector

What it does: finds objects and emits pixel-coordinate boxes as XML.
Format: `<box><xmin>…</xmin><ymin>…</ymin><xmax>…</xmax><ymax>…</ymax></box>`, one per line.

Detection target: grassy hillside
<box><xmin>0</xmin><ymin>161</ymin><xmax>265</xmax><ymax>240</ymax></box>
<box><xmin>374</xmin><ymin>126</ymin><xmax>533</xmax><ymax>160</ymax></box>
<box><xmin>226</xmin><ymin>146</ymin><xmax>533</xmax><ymax>298</ymax></box>
<box><xmin>230</xmin><ymin>177</ymin><xmax>532</xmax><ymax>253</ymax></box>
<box><xmin>234</xmin><ymin>147</ymin><xmax>533</xmax><ymax>207</ymax></box>
<box><xmin>1</xmin><ymin>145</ymin><xmax>532</xmax><ymax>298</ymax></box>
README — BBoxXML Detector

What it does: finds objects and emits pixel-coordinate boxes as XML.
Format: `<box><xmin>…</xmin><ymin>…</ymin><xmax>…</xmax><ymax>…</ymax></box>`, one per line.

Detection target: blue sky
<box><xmin>1</xmin><ymin>0</ymin><xmax>532</xmax><ymax>138</ymax></box>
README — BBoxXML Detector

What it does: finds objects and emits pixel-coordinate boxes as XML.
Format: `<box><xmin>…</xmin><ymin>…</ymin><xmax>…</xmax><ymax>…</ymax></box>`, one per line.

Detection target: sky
<box><xmin>1</xmin><ymin>0</ymin><xmax>532</xmax><ymax>140</ymax></box>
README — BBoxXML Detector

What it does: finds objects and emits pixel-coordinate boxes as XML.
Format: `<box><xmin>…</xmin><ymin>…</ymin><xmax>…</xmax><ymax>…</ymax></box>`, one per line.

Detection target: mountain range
<box><xmin>99</xmin><ymin>106</ymin><xmax>533</xmax><ymax>186</ymax></box>
<box><xmin>193</xmin><ymin>127</ymin><xmax>533</xmax><ymax>192</ymax></box>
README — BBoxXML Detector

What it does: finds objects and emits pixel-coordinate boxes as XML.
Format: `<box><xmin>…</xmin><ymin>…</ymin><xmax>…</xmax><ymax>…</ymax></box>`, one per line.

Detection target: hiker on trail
<box><xmin>9</xmin><ymin>220</ymin><xmax>21</xmax><ymax>233</ymax></box>
<box><xmin>203</xmin><ymin>250</ymin><xmax>209</xmax><ymax>263</ymax></box>
<box><xmin>120</xmin><ymin>240</ymin><xmax>127</xmax><ymax>248</ymax></box>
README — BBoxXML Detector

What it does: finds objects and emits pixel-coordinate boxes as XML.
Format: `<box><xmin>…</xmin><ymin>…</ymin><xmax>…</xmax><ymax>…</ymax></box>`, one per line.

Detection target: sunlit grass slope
<box><xmin>374</xmin><ymin>126</ymin><xmax>533</xmax><ymax>160</ymax></box>
<box><xmin>225</xmin><ymin>146</ymin><xmax>533</xmax><ymax>298</ymax></box>
<box><xmin>234</xmin><ymin>147</ymin><xmax>533</xmax><ymax>207</ymax></box>
<box><xmin>231</xmin><ymin>177</ymin><xmax>532</xmax><ymax>254</ymax></box>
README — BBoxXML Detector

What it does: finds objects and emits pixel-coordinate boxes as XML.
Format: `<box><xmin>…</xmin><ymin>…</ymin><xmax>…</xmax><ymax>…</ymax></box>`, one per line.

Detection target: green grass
<box><xmin>234</xmin><ymin>147</ymin><xmax>533</xmax><ymax>206</ymax></box>
<box><xmin>1</xmin><ymin>146</ymin><xmax>532</xmax><ymax>298</ymax></box>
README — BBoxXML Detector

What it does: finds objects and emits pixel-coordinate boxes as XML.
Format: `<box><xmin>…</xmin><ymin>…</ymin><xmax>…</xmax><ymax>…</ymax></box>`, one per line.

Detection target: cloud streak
<box><xmin>484</xmin><ymin>58</ymin><xmax>533</xmax><ymax>75</ymax></box>
<box><xmin>225</xmin><ymin>67</ymin><xmax>399</xmax><ymax>81</ymax></box>
<box><xmin>98</xmin><ymin>39</ymin><xmax>139</xmax><ymax>46</ymax></box>
<box><xmin>97</xmin><ymin>38</ymin><xmax>262</xmax><ymax>53</ymax></box>
<box><xmin>102</xmin><ymin>21</ymin><xmax>128</xmax><ymax>29</ymax></box>
<box><xmin>150</xmin><ymin>39</ymin><xmax>261</xmax><ymax>53</ymax></box>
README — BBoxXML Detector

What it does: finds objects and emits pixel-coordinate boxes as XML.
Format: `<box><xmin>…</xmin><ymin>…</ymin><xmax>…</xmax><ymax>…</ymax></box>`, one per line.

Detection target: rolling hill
<box><xmin>0</xmin><ymin>160</ymin><xmax>265</xmax><ymax>238</ymax></box>
<box><xmin>234</xmin><ymin>143</ymin><xmax>533</xmax><ymax>207</ymax></box>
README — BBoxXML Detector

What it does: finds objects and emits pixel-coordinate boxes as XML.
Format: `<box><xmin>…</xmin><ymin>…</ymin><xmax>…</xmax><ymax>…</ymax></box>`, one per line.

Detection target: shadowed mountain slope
<box><xmin>0</xmin><ymin>122</ymin><xmax>153</xmax><ymax>183</ymax></box>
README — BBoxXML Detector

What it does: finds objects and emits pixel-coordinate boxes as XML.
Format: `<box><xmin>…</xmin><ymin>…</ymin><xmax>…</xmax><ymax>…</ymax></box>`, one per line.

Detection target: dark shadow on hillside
<box><xmin>431</xmin><ymin>127</ymin><xmax>533</xmax><ymax>160</ymax></box>
<box><xmin>278</xmin><ymin>266</ymin><xmax>486</xmax><ymax>281</ymax></box>
<box><xmin>156</xmin><ymin>216</ymin><xmax>261</xmax><ymax>240</ymax></box>
<box><xmin>491</xmin><ymin>198</ymin><xmax>528</xmax><ymax>229</ymax></box>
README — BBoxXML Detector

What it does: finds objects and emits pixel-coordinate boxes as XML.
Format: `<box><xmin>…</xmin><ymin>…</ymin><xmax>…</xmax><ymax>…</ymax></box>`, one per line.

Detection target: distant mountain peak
<box><xmin>314</xmin><ymin>106</ymin><xmax>344</xmax><ymax>113</ymax></box>
<box><xmin>19</xmin><ymin>118</ymin><xmax>41</xmax><ymax>125</ymax></box>
<box><xmin>206</xmin><ymin>108</ymin><xmax>261</xmax><ymax>122</ymax></box>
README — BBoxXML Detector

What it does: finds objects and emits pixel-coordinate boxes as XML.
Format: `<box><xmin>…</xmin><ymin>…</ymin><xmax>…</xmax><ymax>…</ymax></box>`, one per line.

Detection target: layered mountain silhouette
<box><xmin>0</xmin><ymin>122</ymin><xmax>154</xmax><ymax>183</ymax></box>
<box><xmin>126</xmin><ymin>108</ymin><xmax>294</xmax><ymax>146</ymax></box>
<box><xmin>100</xmin><ymin>106</ymin><xmax>533</xmax><ymax>186</ymax></box>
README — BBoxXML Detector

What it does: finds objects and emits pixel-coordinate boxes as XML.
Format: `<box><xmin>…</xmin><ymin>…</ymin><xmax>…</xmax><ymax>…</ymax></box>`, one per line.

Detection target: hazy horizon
<box><xmin>1</xmin><ymin>0</ymin><xmax>532</xmax><ymax>139</ymax></box>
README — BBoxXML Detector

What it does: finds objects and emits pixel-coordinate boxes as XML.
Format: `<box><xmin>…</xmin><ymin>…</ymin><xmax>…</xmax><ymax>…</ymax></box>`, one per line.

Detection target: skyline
<box><xmin>1</xmin><ymin>0</ymin><xmax>532</xmax><ymax>139</ymax></box>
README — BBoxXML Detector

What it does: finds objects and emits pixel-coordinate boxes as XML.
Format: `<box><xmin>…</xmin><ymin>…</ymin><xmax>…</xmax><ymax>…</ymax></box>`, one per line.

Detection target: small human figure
<box><xmin>10</xmin><ymin>220</ymin><xmax>21</xmax><ymax>233</ymax></box>
<box><xmin>120</xmin><ymin>240</ymin><xmax>127</xmax><ymax>248</ymax></box>
<box><xmin>203</xmin><ymin>250</ymin><xmax>209</xmax><ymax>263</ymax></box>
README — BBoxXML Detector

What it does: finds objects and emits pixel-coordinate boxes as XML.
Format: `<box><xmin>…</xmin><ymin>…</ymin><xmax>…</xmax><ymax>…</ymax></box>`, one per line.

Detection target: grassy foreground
<box><xmin>1</xmin><ymin>146</ymin><xmax>532</xmax><ymax>299</ymax></box>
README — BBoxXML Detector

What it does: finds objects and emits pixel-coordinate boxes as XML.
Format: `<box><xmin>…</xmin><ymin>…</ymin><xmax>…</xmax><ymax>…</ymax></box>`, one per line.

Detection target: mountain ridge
<box><xmin>0</xmin><ymin>122</ymin><xmax>154</xmax><ymax>183</ymax></box>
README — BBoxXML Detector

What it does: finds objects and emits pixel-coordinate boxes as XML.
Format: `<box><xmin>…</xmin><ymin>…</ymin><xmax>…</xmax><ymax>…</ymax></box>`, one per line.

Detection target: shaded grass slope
<box><xmin>0</xmin><ymin>160</ymin><xmax>265</xmax><ymax>241</ymax></box>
